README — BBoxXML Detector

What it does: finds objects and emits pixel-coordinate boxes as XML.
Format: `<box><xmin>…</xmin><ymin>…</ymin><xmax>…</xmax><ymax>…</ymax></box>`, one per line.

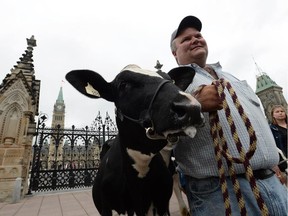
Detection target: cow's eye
<box><xmin>118</xmin><ymin>81</ymin><xmax>127</xmax><ymax>91</ymax></box>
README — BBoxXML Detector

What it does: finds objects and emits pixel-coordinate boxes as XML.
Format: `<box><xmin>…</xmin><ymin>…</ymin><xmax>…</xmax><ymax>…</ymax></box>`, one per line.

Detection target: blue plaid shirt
<box><xmin>174</xmin><ymin>62</ymin><xmax>279</xmax><ymax>178</ymax></box>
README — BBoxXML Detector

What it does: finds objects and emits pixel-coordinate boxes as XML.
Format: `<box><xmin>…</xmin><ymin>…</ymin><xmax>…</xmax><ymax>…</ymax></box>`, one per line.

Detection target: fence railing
<box><xmin>28</xmin><ymin>112</ymin><xmax>117</xmax><ymax>193</ymax></box>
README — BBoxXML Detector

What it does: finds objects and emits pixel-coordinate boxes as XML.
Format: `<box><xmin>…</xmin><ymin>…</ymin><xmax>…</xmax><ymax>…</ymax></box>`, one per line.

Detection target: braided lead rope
<box><xmin>218</xmin><ymin>80</ymin><xmax>269</xmax><ymax>216</ymax></box>
<box><xmin>210</xmin><ymin>110</ymin><xmax>246</xmax><ymax>216</ymax></box>
<box><xmin>209</xmin><ymin>112</ymin><xmax>233</xmax><ymax>216</ymax></box>
<box><xmin>214</xmin><ymin>79</ymin><xmax>269</xmax><ymax>216</ymax></box>
<box><xmin>194</xmin><ymin>79</ymin><xmax>269</xmax><ymax>216</ymax></box>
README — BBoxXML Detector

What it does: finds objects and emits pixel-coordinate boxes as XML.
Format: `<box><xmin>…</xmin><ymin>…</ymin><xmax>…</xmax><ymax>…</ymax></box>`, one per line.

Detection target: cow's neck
<box><xmin>117</xmin><ymin>120</ymin><xmax>167</xmax><ymax>178</ymax></box>
<box><xmin>117</xmin><ymin>121</ymin><xmax>167</xmax><ymax>154</ymax></box>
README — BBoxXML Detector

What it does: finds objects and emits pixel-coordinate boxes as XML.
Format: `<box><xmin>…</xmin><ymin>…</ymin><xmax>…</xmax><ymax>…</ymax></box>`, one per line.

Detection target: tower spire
<box><xmin>56</xmin><ymin>86</ymin><xmax>64</xmax><ymax>103</ymax></box>
<box><xmin>11</xmin><ymin>35</ymin><xmax>37</xmax><ymax>75</ymax></box>
<box><xmin>253</xmin><ymin>57</ymin><xmax>264</xmax><ymax>76</ymax></box>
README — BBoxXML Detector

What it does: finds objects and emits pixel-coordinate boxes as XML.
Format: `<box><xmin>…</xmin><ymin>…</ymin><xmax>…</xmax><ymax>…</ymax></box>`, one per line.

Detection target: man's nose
<box><xmin>190</xmin><ymin>37</ymin><xmax>199</xmax><ymax>45</ymax></box>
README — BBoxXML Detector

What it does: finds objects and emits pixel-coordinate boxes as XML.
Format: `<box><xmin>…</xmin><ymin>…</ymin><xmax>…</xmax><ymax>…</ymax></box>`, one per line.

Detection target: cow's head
<box><xmin>66</xmin><ymin>64</ymin><xmax>204</xmax><ymax>143</ymax></box>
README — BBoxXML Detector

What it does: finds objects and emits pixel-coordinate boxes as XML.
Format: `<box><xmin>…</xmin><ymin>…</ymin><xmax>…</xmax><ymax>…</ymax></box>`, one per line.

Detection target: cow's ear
<box><xmin>168</xmin><ymin>66</ymin><xmax>195</xmax><ymax>90</ymax></box>
<box><xmin>65</xmin><ymin>70</ymin><xmax>114</xmax><ymax>102</ymax></box>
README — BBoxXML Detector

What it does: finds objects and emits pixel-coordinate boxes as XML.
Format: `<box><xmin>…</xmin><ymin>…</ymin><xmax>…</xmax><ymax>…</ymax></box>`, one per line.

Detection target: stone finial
<box><xmin>154</xmin><ymin>60</ymin><xmax>163</xmax><ymax>71</ymax></box>
<box><xmin>27</xmin><ymin>35</ymin><xmax>36</xmax><ymax>47</ymax></box>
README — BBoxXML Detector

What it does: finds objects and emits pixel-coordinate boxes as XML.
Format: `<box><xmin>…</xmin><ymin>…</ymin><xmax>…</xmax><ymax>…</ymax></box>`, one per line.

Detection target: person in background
<box><xmin>270</xmin><ymin>105</ymin><xmax>287</xmax><ymax>184</ymax></box>
<box><xmin>170</xmin><ymin>15</ymin><xmax>287</xmax><ymax>215</ymax></box>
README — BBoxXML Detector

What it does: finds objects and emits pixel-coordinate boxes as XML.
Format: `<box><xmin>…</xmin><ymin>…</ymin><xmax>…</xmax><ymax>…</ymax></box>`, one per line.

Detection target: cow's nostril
<box><xmin>172</xmin><ymin>101</ymin><xmax>203</xmax><ymax>126</ymax></box>
<box><xmin>172</xmin><ymin>102</ymin><xmax>188</xmax><ymax>119</ymax></box>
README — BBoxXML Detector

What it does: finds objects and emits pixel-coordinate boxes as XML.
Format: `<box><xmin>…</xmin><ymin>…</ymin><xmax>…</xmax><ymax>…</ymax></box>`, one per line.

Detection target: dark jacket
<box><xmin>270</xmin><ymin>124</ymin><xmax>287</xmax><ymax>172</ymax></box>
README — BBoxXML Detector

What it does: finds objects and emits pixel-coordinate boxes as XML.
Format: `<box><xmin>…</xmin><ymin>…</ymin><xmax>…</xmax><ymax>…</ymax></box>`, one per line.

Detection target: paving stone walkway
<box><xmin>0</xmin><ymin>188</ymin><xmax>187</xmax><ymax>216</ymax></box>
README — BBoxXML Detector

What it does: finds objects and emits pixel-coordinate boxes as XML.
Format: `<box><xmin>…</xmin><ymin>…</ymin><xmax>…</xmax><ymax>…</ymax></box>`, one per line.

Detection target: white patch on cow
<box><xmin>162</xmin><ymin>125</ymin><xmax>197</xmax><ymax>140</ymax></box>
<box><xmin>85</xmin><ymin>82</ymin><xmax>100</xmax><ymax>97</ymax></box>
<box><xmin>111</xmin><ymin>210</ymin><xmax>119</xmax><ymax>215</ymax></box>
<box><xmin>180</xmin><ymin>91</ymin><xmax>201</xmax><ymax>107</ymax></box>
<box><xmin>184</xmin><ymin>126</ymin><xmax>197</xmax><ymax>138</ymax></box>
<box><xmin>121</xmin><ymin>64</ymin><xmax>162</xmax><ymax>78</ymax></box>
<box><xmin>127</xmin><ymin>148</ymin><xmax>155</xmax><ymax>178</ymax></box>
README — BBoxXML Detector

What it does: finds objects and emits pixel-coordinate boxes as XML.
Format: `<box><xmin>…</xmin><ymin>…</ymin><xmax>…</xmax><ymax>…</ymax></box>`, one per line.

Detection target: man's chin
<box><xmin>192</xmin><ymin>48</ymin><xmax>207</xmax><ymax>55</ymax></box>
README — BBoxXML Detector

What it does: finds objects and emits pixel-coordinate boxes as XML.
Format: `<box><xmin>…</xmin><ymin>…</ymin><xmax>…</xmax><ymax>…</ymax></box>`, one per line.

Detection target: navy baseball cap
<box><xmin>170</xmin><ymin>16</ymin><xmax>202</xmax><ymax>51</ymax></box>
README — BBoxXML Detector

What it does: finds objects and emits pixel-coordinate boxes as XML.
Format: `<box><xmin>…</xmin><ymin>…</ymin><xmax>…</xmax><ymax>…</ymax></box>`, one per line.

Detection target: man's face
<box><xmin>172</xmin><ymin>27</ymin><xmax>208</xmax><ymax>66</ymax></box>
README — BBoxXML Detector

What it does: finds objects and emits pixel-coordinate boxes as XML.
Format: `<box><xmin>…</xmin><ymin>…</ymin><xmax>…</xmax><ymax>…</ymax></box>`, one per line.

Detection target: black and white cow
<box><xmin>100</xmin><ymin>139</ymin><xmax>190</xmax><ymax>216</ymax></box>
<box><xmin>66</xmin><ymin>64</ymin><xmax>204</xmax><ymax>216</ymax></box>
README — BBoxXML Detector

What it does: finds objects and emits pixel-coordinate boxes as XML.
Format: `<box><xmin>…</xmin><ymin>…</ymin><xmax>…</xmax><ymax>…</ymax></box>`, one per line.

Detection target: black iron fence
<box><xmin>28</xmin><ymin>112</ymin><xmax>118</xmax><ymax>193</ymax></box>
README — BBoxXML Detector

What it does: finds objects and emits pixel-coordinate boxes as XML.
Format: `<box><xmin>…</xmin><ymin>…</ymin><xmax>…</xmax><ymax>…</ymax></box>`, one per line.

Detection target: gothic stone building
<box><xmin>0</xmin><ymin>36</ymin><xmax>40</xmax><ymax>202</ymax></box>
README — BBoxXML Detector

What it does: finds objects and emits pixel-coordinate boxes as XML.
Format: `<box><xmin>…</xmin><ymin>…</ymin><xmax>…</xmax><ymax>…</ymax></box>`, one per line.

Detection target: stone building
<box><xmin>0</xmin><ymin>36</ymin><xmax>40</xmax><ymax>202</ymax></box>
<box><xmin>255</xmin><ymin>71</ymin><xmax>287</xmax><ymax>122</ymax></box>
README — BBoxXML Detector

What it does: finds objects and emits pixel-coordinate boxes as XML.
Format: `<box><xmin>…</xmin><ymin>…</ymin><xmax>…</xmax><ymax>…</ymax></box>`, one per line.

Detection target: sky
<box><xmin>1</xmin><ymin>0</ymin><xmax>287</xmax><ymax>128</ymax></box>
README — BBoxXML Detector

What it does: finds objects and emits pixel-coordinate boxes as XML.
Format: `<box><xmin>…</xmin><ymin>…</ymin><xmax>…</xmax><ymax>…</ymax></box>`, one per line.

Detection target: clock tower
<box><xmin>51</xmin><ymin>86</ymin><xmax>65</xmax><ymax>128</ymax></box>
<box><xmin>48</xmin><ymin>86</ymin><xmax>65</xmax><ymax>169</ymax></box>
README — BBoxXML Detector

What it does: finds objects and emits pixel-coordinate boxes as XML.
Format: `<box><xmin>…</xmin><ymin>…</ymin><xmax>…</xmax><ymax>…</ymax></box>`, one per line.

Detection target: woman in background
<box><xmin>270</xmin><ymin>105</ymin><xmax>287</xmax><ymax>185</ymax></box>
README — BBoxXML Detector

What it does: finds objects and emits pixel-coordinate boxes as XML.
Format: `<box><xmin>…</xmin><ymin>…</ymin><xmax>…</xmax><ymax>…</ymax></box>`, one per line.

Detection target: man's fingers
<box><xmin>194</xmin><ymin>85</ymin><xmax>224</xmax><ymax>112</ymax></box>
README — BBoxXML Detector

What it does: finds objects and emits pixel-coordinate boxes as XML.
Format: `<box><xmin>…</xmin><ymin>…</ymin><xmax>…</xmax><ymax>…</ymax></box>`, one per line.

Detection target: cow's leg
<box><xmin>127</xmin><ymin>210</ymin><xmax>134</xmax><ymax>216</ymax></box>
<box><xmin>172</xmin><ymin>173</ymin><xmax>190</xmax><ymax>216</ymax></box>
<box><xmin>148</xmin><ymin>155</ymin><xmax>172</xmax><ymax>216</ymax></box>
<box><xmin>160</xmin><ymin>146</ymin><xmax>190</xmax><ymax>216</ymax></box>
<box><xmin>101</xmin><ymin>209</ymin><xmax>112</xmax><ymax>216</ymax></box>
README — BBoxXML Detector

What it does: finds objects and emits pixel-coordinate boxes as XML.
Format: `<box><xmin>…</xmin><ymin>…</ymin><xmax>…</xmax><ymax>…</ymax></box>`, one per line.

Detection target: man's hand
<box><xmin>193</xmin><ymin>85</ymin><xmax>223</xmax><ymax>112</ymax></box>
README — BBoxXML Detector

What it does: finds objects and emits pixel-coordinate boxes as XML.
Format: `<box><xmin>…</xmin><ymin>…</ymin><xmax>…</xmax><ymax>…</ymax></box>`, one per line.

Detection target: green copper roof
<box><xmin>255</xmin><ymin>73</ymin><xmax>280</xmax><ymax>93</ymax></box>
<box><xmin>56</xmin><ymin>86</ymin><xmax>64</xmax><ymax>103</ymax></box>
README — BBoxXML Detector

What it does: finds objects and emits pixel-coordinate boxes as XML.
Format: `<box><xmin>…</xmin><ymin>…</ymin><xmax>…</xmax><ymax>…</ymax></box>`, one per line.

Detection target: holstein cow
<box><xmin>100</xmin><ymin>139</ymin><xmax>190</xmax><ymax>216</ymax></box>
<box><xmin>66</xmin><ymin>64</ymin><xmax>204</xmax><ymax>216</ymax></box>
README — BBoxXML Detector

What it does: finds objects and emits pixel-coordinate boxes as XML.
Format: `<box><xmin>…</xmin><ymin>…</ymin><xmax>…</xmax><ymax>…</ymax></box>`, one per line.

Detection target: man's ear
<box><xmin>171</xmin><ymin>51</ymin><xmax>179</xmax><ymax>65</ymax></box>
<box><xmin>168</xmin><ymin>66</ymin><xmax>195</xmax><ymax>90</ymax></box>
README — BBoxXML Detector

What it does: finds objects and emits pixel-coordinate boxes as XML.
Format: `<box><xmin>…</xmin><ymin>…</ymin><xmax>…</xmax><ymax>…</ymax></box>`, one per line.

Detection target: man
<box><xmin>170</xmin><ymin>15</ymin><xmax>287</xmax><ymax>215</ymax></box>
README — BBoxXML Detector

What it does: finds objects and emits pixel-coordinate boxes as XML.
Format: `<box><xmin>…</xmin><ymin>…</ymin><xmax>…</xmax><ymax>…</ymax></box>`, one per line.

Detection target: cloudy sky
<box><xmin>1</xmin><ymin>0</ymin><xmax>287</xmax><ymax>128</ymax></box>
